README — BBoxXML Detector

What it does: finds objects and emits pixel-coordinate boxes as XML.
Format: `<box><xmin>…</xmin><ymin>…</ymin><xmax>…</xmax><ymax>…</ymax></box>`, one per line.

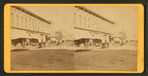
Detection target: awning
<box><xmin>11</xmin><ymin>29</ymin><xmax>32</xmax><ymax>39</ymax></box>
<box><xmin>74</xmin><ymin>29</ymin><xmax>94</xmax><ymax>40</ymax></box>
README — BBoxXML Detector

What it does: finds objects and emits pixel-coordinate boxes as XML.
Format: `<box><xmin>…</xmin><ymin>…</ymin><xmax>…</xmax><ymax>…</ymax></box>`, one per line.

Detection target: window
<box><xmin>16</xmin><ymin>15</ymin><xmax>19</xmax><ymax>26</ymax></box>
<box><xmin>41</xmin><ymin>23</ymin><xmax>43</xmax><ymax>32</ymax></box>
<box><xmin>29</xmin><ymin>19</ymin><xmax>31</xmax><ymax>30</ymax></box>
<box><xmin>45</xmin><ymin>24</ymin><xmax>48</xmax><ymax>32</ymax></box>
<box><xmin>88</xmin><ymin>18</ymin><xmax>90</xmax><ymax>28</ymax></box>
<box><xmin>102</xmin><ymin>25</ymin><xmax>104</xmax><ymax>31</ymax></box>
<box><xmin>95</xmin><ymin>21</ymin><xmax>97</xmax><ymax>30</ymax></box>
<box><xmin>97</xmin><ymin>21</ymin><xmax>99</xmax><ymax>30</ymax></box>
<box><xmin>38</xmin><ymin>23</ymin><xmax>40</xmax><ymax>31</ymax></box>
<box><xmin>74</xmin><ymin>13</ymin><xmax>76</xmax><ymax>24</ymax></box>
<box><xmin>84</xmin><ymin>17</ymin><xmax>86</xmax><ymax>27</ymax></box>
<box><xmin>21</xmin><ymin>17</ymin><xmax>23</xmax><ymax>28</ymax></box>
<box><xmin>32</xmin><ymin>21</ymin><xmax>34</xmax><ymax>30</ymax></box>
<box><xmin>11</xmin><ymin>13</ymin><xmax>14</xmax><ymax>26</ymax></box>
<box><xmin>25</xmin><ymin>18</ymin><xmax>27</xmax><ymax>28</ymax></box>
<box><xmin>79</xmin><ymin>15</ymin><xmax>81</xmax><ymax>26</ymax></box>
<box><xmin>42</xmin><ymin>24</ymin><xmax>44</xmax><ymax>32</ymax></box>
<box><xmin>92</xmin><ymin>20</ymin><xmax>94</xmax><ymax>29</ymax></box>
<box><xmin>34</xmin><ymin>21</ymin><xmax>37</xmax><ymax>31</ymax></box>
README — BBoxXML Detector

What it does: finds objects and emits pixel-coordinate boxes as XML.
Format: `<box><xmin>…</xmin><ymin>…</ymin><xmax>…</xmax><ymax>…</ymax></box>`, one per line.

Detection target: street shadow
<box><xmin>11</xmin><ymin>49</ymin><xmax>29</xmax><ymax>52</ymax></box>
<box><xmin>74</xmin><ymin>49</ymin><xmax>91</xmax><ymax>52</ymax></box>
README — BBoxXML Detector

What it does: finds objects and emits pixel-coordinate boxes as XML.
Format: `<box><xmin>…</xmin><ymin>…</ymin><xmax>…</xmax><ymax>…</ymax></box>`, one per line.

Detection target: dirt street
<box><xmin>74</xmin><ymin>49</ymin><xmax>137</xmax><ymax>71</ymax></box>
<box><xmin>11</xmin><ymin>49</ymin><xmax>74</xmax><ymax>71</ymax></box>
<box><xmin>11</xmin><ymin>46</ymin><xmax>137</xmax><ymax>71</ymax></box>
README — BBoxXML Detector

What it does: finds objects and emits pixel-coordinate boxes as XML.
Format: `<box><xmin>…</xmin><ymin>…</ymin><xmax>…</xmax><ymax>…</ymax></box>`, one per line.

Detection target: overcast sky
<box><xmin>85</xmin><ymin>6</ymin><xmax>138</xmax><ymax>39</ymax></box>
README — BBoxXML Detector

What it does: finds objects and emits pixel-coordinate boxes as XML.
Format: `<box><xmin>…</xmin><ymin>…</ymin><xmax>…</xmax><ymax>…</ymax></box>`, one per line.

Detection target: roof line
<box><xmin>74</xmin><ymin>6</ymin><xmax>115</xmax><ymax>25</ymax></box>
<box><xmin>11</xmin><ymin>6</ymin><xmax>52</xmax><ymax>24</ymax></box>
<box><xmin>74</xmin><ymin>27</ymin><xmax>114</xmax><ymax>35</ymax></box>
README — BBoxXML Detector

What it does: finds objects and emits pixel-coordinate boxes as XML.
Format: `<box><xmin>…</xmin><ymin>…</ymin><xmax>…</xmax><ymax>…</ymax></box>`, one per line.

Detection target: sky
<box><xmin>85</xmin><ymin>6</ymin><xmax>138</xmax><ymax>40</ymax></box>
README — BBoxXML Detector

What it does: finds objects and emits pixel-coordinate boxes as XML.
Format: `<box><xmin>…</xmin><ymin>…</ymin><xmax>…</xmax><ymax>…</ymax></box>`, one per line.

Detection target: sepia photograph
<box><xmin>5</xmin><ymin>4</ymin><xmax>143</xmax><ymax>72</ymax></box>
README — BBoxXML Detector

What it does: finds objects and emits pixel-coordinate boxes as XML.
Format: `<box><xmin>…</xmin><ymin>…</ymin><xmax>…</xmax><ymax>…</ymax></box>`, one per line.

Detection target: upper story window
<box><xmin>34</xmin><ymin>21</ymin><xmax>36</xmax><ymax>30</ymax></box>
<box><xmin>38</xmin><ymin>22</ymin><xmax>40</xmax><ymax>31</ymax></box>
<box><xmin>92</xmin><ymin>20</ymin><xmax>94</xmax><ymax>28</ymax></box>
<box><xmin>79</xmin><ymin>15</ymin><xmax>81</xmax><ymax>26</ymax></box>
<box><xmin>84</xmin><ymin>17</ymin><xmax>86</xmax><ymax>27</ymax></box>
<box><xmin>25</xmin><ymin>18</ymin><xmax>27</xmax><ymax>28</ymax></box>
<box><xmin>32</xmin><ymin>21</ymin><xmax>34</xmax><ymax>30</ymax></box>
<box><xmin>11</xmin><ymin>13</ymin><xmax>14</xmax><ymax>26</ymax></box>
<box><xmin>29</xmin><ymin>19</ymin><xmax>31</xmax><ymax>30</ymax></box>
<box><xmin>74</xmin><ymin>13</ymin><xmax>76</xmax><ymax>24</ymax></box>
<box><xmin>88</xmin><ymin>18</ymin><xmax>90</xmax><ymax>28</ymax></box>
<box><xmin>16</xmin><ymin>15</ymin><xmax>19</xmax><ymax>26</ymax></box>
<box><xmin>21</xmin><ymin>17</ymin><xmax>23</xmax><ymax>27</ymax></box>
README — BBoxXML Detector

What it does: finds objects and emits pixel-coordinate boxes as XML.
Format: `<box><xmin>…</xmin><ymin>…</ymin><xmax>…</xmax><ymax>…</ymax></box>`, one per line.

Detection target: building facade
<box><xmin>10</xmin><ymin>6</ymin><xmax>53</xmax><ymax>48</ymax></box>
<box><xmin>10</xmin><ymin>6</ymin><xmax>115</xmax><ymax>48</ymax></box>
<box><xmin>73</xmin><ymin>6</ymin><xmax>115</xmax><ymax>44</ymax></box>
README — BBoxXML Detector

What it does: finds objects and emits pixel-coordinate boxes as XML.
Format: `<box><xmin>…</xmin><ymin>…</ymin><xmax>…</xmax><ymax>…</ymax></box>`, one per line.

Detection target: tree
<box><xmin>119</xmin><ymin>30</ymin><xmax>127</xmax><ymax>41</ymax></box>
<box><xmin>55</xmin><ymin>30</ymin><xmax>63</xmax><ymax>41</ymax></box>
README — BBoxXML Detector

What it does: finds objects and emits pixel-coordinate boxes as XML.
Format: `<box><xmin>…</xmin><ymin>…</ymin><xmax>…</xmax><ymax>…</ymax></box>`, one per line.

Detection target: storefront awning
<box><xmin>11</xmin><ymin>29</ymin><xmax>32</xmax><ymax>39</ymax></box>
<box><xmin>74</xmin><ymin>29</ymin><xmax>95</xmax><ymax>40</ymax></box>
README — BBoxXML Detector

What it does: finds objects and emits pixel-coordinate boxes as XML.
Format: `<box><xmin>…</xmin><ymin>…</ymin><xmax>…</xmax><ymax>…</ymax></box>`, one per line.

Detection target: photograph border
<box><xmin>4</xmin><ymin>4</ymin><xmax>144</xmax><ymax>73</ymax></box>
